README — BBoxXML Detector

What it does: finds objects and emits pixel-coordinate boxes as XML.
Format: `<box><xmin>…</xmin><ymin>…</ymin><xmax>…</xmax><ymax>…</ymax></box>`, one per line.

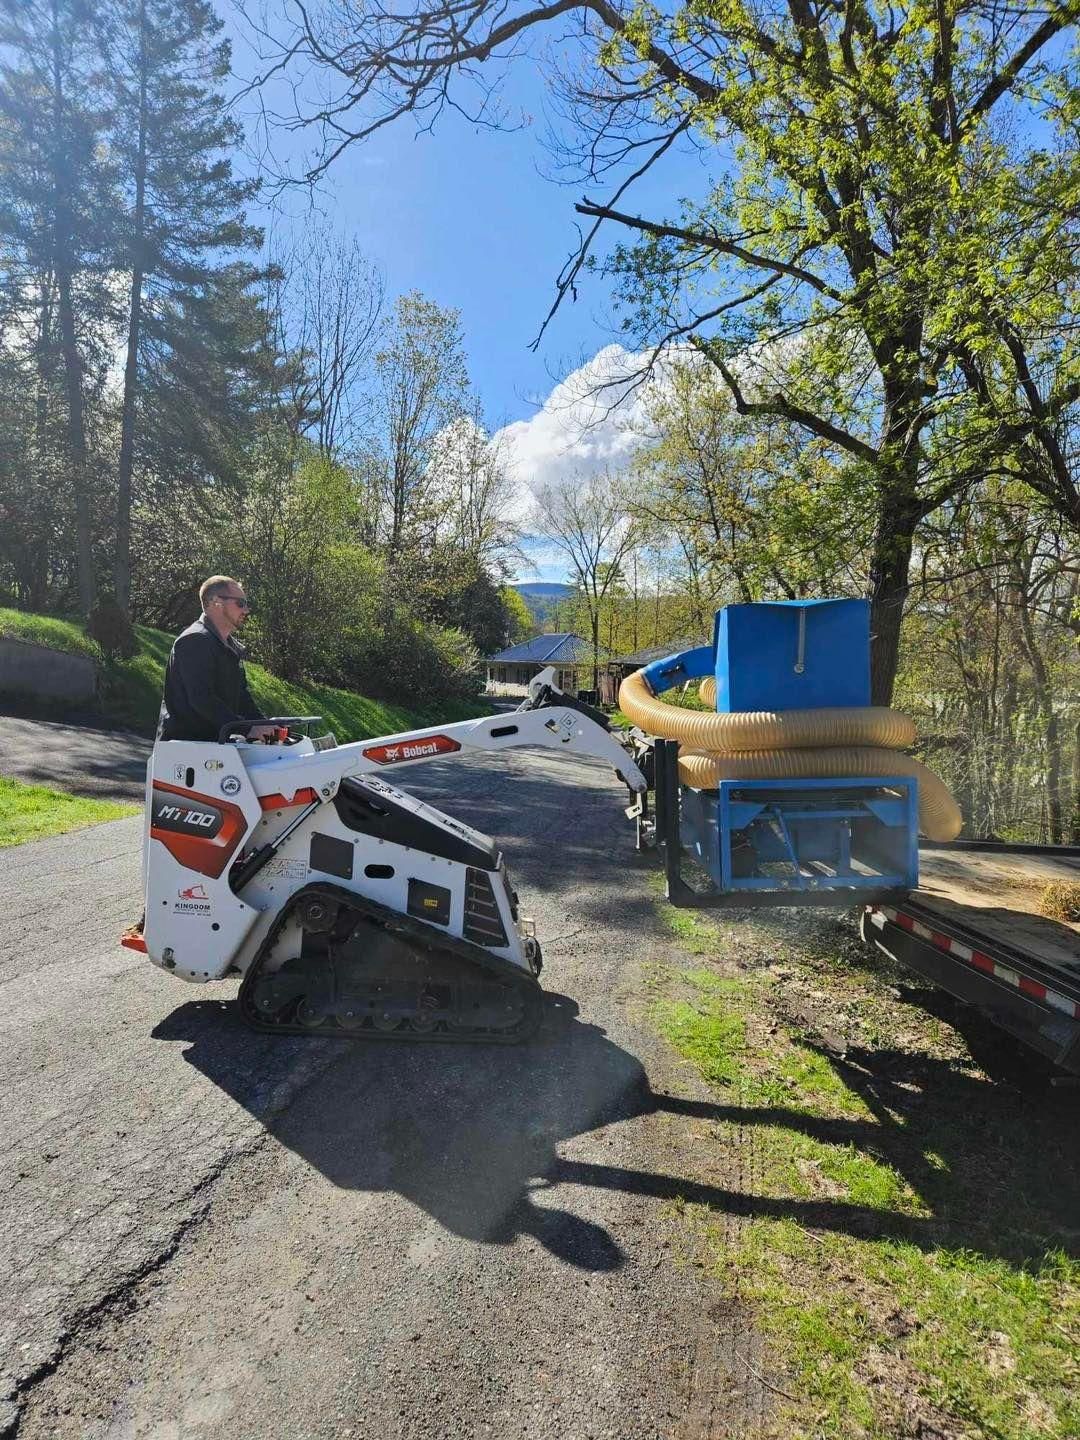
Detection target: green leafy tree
<box><xmin>533</xmin><ymin>469</ymin><xmax>651</xmax><ymax>688</ymax></box>
<box><xmin>0</xmin><ymin>0</ymin><xmax>119</xmax><ymax>612</ymax></box>
<box><xmin>633</xmin><ymin>362</ymin><xmax>860</xmax><ymax>607</ymax></box>
<box><xmin>217</xmin><ymin>431</ymin><xmax>361</xmax><ymax>681</ymax></box>
<box><xmin>259</xmin><ymin>0</ymin><xmax>1080</xmax><ymax>701</ymax></box>
<box><xmin>499</xmin><ymin>584</ymin><xmax>535</xmax><ymax>646</ymax></box>
<box><xmin>392</xmin><ymin>541</ymin><xmax>520</xmax><ymax>655</ymax></box>
<box><xmin>367</xmin><ymin>292</ymin><xmax>471</xmax><ymax>552</ymax></box>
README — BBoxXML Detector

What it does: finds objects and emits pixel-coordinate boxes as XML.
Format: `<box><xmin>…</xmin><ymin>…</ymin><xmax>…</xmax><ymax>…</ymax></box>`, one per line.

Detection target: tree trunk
<box><xmin>115</xmin><ymin>0</ymin><xmax>149</xmax><ymax>613</ymax></box>
<box><xmin>866</xmin><ymin>446</ymin><xmax>922</xmax><ymax>705</ymax></box>
<box><xmin>867</xmin><ymin>531</ymin><xmax>914</xmax><ymax>706</ymax></box>
<box><xmin>54</xmin><ymin>260</ymin><xmax>95</xmax><ymax>614</ymax></box>
<box><xmin>1017</xmin><ymin>574</ymin><xmax>1064</xmax><ymax>844</ymax></box>
<box><xmin>50</xmin><ymin>0</ymin><xmax>94</xmax><ymax>614</ymax></box>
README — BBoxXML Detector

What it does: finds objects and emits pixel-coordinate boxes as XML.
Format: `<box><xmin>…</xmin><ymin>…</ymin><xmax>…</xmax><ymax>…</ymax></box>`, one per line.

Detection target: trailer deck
<box><xmin>863</xmin><ymin>845</ymin><xmax>1080</xmax><ymax>1073</ymax></box>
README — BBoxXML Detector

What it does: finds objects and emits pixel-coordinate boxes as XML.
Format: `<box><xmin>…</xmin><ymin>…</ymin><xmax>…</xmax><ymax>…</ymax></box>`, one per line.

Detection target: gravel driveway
<box><xmin>1</xmin><ymin>746</ymin><xmax>765</xmax><ymax>1440</ymax></box>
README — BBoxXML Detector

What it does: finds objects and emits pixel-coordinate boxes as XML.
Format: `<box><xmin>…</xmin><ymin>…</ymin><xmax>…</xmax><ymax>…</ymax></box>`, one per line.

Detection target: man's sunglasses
<box><xmin>218</xmin><ymin>594</ymin><xmax>251</xmax><ymax>610</ymax></box>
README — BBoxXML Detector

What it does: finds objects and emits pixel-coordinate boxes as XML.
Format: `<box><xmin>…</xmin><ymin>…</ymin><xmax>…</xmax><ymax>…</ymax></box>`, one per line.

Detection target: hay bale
<box><xmin>1038</xmin><ymin>881</ymin><xmax>1080</xmax><ymax>924</ymax></box>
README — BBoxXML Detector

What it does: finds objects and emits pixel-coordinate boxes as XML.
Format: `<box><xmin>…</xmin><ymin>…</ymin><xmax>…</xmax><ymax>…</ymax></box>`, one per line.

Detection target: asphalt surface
<box><xmin>1</xmin><ymin>742</ymin><xmax>765</xmax><ymax>1439</ymax></box>
<box><xmin>0</xmin><ymin>715</ymin><xmax>150</xmax><ymax>801</ymax></box>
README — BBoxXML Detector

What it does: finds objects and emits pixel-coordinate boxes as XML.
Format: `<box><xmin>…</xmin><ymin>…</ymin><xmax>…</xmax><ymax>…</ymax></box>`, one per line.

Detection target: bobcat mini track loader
<box><xmin>124</xmin><ymin>672</ymin><xmax>645</xmax><ymax>1043</ymax></box>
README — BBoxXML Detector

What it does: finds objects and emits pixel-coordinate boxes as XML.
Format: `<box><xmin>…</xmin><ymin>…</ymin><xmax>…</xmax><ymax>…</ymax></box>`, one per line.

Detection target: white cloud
<box><xmin>494</xmin><ymin>344</ymin><xmax>668</xmax><ymax>510</ymax></box>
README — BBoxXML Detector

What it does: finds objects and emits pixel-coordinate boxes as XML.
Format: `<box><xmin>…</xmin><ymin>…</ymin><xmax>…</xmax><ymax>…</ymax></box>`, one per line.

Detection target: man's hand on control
<box><xmin>248</xmin><ymin>724</ymin><xmax>279</xmax><ymax>742</ymax></box>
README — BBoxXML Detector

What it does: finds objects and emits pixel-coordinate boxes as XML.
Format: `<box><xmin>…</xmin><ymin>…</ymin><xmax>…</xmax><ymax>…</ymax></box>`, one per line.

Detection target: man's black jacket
<box><xmin>157</xmin><ymin>615</ymin><xmax>266</xmax><ymax>742</ymax></box>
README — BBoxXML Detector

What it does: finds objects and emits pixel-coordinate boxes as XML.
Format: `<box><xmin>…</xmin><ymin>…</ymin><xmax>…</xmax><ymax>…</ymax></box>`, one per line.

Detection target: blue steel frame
<box><xmin>653</xmin><ymin>740</ymin><xmax>916</xmax><ymax>909</ymax></box>
<box><xmin>714</xmin><ymin>776</ymin><xmax>919</xmax><ymax>894</ymax></box>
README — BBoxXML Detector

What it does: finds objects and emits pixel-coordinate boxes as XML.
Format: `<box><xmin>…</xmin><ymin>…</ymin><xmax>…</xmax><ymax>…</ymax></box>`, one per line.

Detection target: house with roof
<box><xmin>484</xmin><ymin>633</ymin><xmax>594</xmax><ymax>697</ymax></box>
<box><xmin>608</xmin><ymin>637</ymin><xmax>711</xmax><ymax>686</ymax></box>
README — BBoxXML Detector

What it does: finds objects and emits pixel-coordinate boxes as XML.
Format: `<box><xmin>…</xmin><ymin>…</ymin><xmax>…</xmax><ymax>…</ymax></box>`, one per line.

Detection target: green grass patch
<box><xmin>652</xmin><ymin>992</ymin><xmax>748</xmax><ymax>1087</ymax></box>
<box><xmin>648</xmin><ymin>895</ymin><xmax>1080</xmax><ymax>1438</ymax></box>
<box><xmin>244</xmin><ymin>665</ymin><xmax>488</xmax><ymax>743</ymax></box>
<box><xmin>703</xmin><ymin>1219</ymin><xmax>1080</xmax><ymax>1439</ymax></box>
<box><xmin>1</xmin><ymin>608</ymin><xmax>490</xmax><ymax>736</ymax></box>
<box><xmin>0</xmin><ymin>607</ymin><xmax>102</xmax><ymax>660</ymax></box>
<box><xmin>0</xmin><ymin>775</ymin><xmax>139</xmax><ymax>847</ymax></box>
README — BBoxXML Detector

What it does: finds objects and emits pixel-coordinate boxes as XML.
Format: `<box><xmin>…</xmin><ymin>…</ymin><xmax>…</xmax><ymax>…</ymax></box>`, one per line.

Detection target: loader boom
<box><xmin>235</xmin><ymin>669</ymin><xmax>647</xmax><ymax>807</ymax></box>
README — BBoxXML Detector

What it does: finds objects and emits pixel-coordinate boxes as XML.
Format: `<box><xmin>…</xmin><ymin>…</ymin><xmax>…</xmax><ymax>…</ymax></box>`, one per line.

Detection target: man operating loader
<box><xmin>157</xmin><ymin>575</ymin><xmax>276</xmax><ymax>743</ymax></box>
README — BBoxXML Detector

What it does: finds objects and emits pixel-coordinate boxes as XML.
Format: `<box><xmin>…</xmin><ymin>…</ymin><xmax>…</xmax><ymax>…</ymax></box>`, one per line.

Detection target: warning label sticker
<box><xmin>262</xmin><ymin>857</ymin><xmax>308</xmax><ymax>881</ymax></box>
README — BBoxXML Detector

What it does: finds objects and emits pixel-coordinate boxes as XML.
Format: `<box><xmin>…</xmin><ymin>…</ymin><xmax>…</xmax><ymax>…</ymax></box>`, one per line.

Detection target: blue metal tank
<box><xmin>713</xmin><ymin>597</ymin><xmax>871</xmax><ymax>712</ymax></box>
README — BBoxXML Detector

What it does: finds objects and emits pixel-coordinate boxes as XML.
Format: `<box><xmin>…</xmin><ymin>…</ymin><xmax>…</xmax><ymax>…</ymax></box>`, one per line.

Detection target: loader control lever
<box><xmin>217</xmin><ymin>715</ymin><xmax>324</xmax><ymax>743</ymax></box>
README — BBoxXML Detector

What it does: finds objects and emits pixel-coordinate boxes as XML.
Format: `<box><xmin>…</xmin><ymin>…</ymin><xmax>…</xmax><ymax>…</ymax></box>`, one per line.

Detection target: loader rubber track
<box><xmin>238</xmin><ymin>882</ymin><xmax>543</xmax><ymax>1044</ymax></box>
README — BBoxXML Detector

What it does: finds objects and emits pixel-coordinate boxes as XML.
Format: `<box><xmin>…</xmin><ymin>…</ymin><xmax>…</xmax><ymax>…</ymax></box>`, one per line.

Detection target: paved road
<box><xmin>0</xmin><ymin>715</ymin><xmax>150</xmax><ymax>801</ymax></box>
<box><xmin>1</xmin><ymin>747</ymin><xmax>764</xmax><ymax>1439</ymax></box>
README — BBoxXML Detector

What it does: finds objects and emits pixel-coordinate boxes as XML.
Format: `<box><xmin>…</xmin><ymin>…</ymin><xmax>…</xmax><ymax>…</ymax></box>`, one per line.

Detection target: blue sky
<box><xmin>225</xmin><ymin>5</ymin><xmax>708</xmax><ymax>428</ymax></box>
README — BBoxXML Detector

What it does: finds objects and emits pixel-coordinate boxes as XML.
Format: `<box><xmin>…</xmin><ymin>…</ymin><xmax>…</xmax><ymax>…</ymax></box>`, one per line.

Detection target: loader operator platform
<box><xmin>157</xmin><ymin>575</ymin><xmax>277</xmax><ymax>743</ymax></box>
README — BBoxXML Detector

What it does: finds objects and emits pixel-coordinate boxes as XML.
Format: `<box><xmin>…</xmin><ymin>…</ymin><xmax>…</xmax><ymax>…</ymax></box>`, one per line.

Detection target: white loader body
<box><xmin>132</xmin><ymin>674</ymin><xmax>645</xmax><ymax>1041</ymax></box>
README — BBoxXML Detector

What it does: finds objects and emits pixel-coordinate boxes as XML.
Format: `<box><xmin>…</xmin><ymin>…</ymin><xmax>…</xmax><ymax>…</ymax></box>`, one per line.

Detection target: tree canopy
<box><xmin>257</xmin><ymin>0</ymin><xmax>1080</xmax><ymax>699</ymax></box>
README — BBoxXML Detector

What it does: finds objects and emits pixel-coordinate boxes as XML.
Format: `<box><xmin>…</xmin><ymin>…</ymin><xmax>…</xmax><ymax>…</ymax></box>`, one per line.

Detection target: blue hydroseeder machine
<box><xmin>623</xmin><ymin>600</ymin><xmax>921</xmax><ymax>908</ymax></box>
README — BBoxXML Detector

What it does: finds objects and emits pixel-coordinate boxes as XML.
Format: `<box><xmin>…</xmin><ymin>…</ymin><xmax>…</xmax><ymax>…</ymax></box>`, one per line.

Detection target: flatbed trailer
<box><xmin>862</xmin><ymin>844</ymin><xmax>1080</xmax><ymax>1074</ymax></box>
<box><xmin>629</xmin><ymin>732</ymin><xmax>1080</xmax><ymax>1073</ymax></box>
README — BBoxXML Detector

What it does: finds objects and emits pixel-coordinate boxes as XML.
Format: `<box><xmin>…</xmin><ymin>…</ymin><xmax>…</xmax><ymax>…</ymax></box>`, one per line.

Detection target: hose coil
<box><xmin>619</xmin><ymin>669</ymin><xmax>963</xmax><ymax>841</ymax></box>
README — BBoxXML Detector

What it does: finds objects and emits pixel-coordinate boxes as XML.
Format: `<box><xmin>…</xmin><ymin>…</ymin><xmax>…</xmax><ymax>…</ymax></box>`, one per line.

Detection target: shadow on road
<box><xmin>0</xmin><ymin>712</ymin><xmax>149</xmax><ymax>800</ymax></box>
<box><xmin>153</xmin><ymin>993</ymin><xmax>651</xmax><ymax>1272</ymax></box>
<box><xmin>151</xmin><ymin>978</ymin><xmax>1080</xmax><ymax>1277</ymax></box>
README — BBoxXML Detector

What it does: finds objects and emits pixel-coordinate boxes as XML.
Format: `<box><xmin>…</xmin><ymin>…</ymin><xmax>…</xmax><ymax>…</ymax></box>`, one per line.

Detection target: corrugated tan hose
<box><xmin>619</xmin><ymin>669</ymin><xmax>963</xmax><ymax>841</ymax></box>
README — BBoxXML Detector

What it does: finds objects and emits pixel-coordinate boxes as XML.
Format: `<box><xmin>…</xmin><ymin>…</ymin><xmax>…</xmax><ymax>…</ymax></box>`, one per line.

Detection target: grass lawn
<box><xmin>648</xmin><ymin>893</ymin><xmax>1080</xmax><ymax>1439</ymax></box>
<box><xmin>0</xmin><ymin>776</ymin><xmax>139</xmax><ymax>848</ymax></box>
<box><xmin>0</xmin><ymin>607</ymin><xmax>490</xmax><ymax>737</ymax></box>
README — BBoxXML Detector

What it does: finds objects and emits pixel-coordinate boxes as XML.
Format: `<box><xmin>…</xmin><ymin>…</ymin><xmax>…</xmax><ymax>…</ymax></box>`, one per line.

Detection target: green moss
<box><xmin>0</xmin><ymin>776</ymin><xmax>138</xmax><ymax>847</ymax></box>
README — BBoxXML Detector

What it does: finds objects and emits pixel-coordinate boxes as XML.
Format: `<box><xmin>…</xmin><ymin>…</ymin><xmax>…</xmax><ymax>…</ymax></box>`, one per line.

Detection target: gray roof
<box><xmin>487</xmin><ymin>633</ymin><xmax>591</xmax><ymax>664</ymax></box>
<box><xmin>613</xmin><ymin>638</ymin><xmax>711</xmax><ymax>668</ymax></box>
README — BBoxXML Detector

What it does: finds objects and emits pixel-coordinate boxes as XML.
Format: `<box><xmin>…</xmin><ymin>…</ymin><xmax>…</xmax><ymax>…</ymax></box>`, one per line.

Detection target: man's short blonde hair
<box><xmin>199</xmin><ymin>575</ymin><xmax>242</xmax><ymax>609</ymax></box>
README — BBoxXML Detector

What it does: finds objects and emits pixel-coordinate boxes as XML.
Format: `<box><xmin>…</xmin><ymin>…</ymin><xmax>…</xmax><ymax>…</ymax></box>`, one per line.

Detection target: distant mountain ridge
<box><xmin>511</xmin><ymin>582</ymin><xmax>574</xmax><ymax>597</ymax></box>
<box><xmin>510</xmin><ymin>581</ymin><xmax>575</xmax><ymax>625</ymax></box>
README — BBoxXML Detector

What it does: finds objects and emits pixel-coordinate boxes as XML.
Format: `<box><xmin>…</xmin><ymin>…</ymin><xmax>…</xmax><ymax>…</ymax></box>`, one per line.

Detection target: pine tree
<box><xmin>107</xmin><ymin>0</ymin><xmax>266</xmax><ymax>612</ymax></box>
<box><xmin>0</xmin><ymin>0</ymin><xmax>118</xmax><ymax>613</ymax></box>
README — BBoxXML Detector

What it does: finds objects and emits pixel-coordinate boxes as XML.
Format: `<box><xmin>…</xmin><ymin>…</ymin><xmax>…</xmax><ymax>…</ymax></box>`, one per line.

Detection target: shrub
<box><xmin>336</xmin><ymin>610</ymin><xmax>481</xmax><ymax>704</ymax></box>
<box><xmin>1040</xmin><ymin>882</ymin><xmax>1080</xmax><ymax>923</ymax></box>
<box><xmin>86</xmin><ymin>595</ymin><xmax>138</xmax><ymax>661</ymax></box>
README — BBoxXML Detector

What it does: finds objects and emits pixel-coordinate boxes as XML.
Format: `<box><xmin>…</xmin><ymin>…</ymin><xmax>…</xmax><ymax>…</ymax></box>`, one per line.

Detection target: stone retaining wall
<box><xmin>0</xmin><ymin>636</ymin><xmax>98</xmax><ymax>703</ymax></box>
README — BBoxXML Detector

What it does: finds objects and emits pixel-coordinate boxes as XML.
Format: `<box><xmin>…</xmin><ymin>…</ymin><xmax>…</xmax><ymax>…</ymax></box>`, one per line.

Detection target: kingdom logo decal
<box><xmin>174</xmin><ymin>881</ymin><xmax>211</xmax><ymax>914</ymax></box>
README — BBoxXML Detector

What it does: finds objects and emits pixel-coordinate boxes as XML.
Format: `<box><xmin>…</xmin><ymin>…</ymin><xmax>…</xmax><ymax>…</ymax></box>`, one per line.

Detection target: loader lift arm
<box><xmin>238</xmin><ymin>669</ymin><xmax>647</xmax><ymax>806</ymax></box>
